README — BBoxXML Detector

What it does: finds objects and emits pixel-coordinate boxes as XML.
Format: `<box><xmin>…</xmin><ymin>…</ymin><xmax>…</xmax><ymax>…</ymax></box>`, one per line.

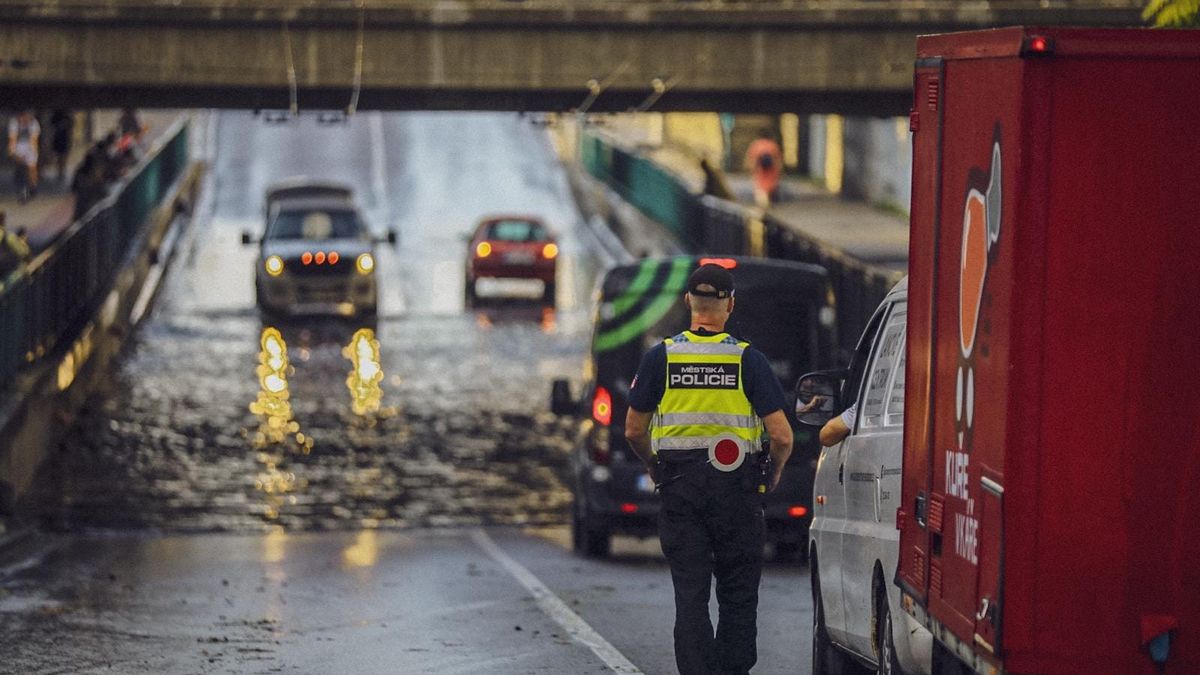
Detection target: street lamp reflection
<box><xmin>344</xmin><ymin>328</ymin><xmax>385</xmax><ymax>417</ymax></box>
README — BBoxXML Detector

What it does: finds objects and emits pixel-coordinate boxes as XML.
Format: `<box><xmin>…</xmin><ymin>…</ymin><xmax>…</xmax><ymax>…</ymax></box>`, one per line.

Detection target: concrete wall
<box><xmin>809</xmin><ymin>114</ymin><xmax>911</xmax><ymax>214</ymax></box>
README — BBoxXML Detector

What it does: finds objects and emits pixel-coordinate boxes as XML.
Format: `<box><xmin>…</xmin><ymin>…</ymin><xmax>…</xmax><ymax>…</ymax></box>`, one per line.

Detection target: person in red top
<box><xmin>743</xmin><ymin>129</ymin><xmax>783</xmax><ymax>208</ymax></box>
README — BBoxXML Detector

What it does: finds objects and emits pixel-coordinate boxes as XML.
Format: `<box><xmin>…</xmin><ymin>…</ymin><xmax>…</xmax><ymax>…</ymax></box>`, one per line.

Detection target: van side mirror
<box><xmin>550</xmin><ymin>379</ymin><xmax>578</xmax><ymax>416</ymax></box>
<box><xmin>794</xmin><ymin>371</ymin><xmax>842</xmax><ymax>427</ymax></box>
<box><xmin>387</xmin><ymin>230</ymin><xmax>398</xmax><ymax>245</ymax></box>
<box><xmin>241</xmin><ymin>231</ymin><xmax>254</xmax><ymax>245</ymax></box>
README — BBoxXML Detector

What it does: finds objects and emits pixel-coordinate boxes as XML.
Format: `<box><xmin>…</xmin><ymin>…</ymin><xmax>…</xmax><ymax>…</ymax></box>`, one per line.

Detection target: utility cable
<box><xmin>282</xmin><ymin>19</ymin><xmax>299</xmax><ymax>116</ymax></box>
<box><xmin>347</xmin><ymin>0</ymin><xmax>365</xmax><ymax>116</ymax></box>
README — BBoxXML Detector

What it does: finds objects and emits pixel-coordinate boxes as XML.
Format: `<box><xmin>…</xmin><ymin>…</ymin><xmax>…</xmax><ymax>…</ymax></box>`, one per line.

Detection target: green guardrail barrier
<box><xmin>0</xmin><ymin>119</ymin><xmax>190</xmax><ymax>396</ymax></box>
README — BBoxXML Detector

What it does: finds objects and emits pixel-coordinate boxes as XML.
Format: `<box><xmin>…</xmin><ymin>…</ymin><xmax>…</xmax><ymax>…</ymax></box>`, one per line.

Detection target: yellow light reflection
<box><xmin>343</xmin><ymin>328</ymin><xmax>385</xmax><ymax>417</ymax></box>
<box><xmin>262</xmin><ymin>526</ymin><xmax>288</xmax><ymax>564</ymax></box>
<box><xmin>342</xmin><ymin>529</ymin><xmax>379</xmax><ymax>570</ymax></box>
<box><xmin>249</xmin><ymin>327</ymin><xmax>313</xmax><ymax>523</ymax></box>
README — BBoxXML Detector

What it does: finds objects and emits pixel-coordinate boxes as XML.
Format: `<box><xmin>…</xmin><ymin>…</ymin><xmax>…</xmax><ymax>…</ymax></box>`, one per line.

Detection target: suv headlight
<box><xmin>356</xmin><ymin>253</ymin><xmax>375</xmax><ymax>274</ymax></box>
<box><xmin>265</xmin><ymin>255</ymin><xmax>284</xmax><ymax>277</ymax></box>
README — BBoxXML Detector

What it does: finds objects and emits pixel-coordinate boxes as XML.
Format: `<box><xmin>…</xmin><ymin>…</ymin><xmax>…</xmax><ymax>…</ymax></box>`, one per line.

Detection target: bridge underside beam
<box><xmin>0</xmin><ymin>2</ymin><xmax>1145</xmax><ymax>115</ymax></box>
<box><xmin>0</xmin><ymin>84</ymin><xmax>913</xmax><ymax>116</ymax></box>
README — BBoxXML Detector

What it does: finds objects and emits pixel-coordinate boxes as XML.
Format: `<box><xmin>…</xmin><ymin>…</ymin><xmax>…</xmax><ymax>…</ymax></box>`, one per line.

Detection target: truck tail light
<box><xmin>788</xmin><ymin>506</ymin><xmax>808</xmax><ymax>518</ymax></box>
<box><xmin>1021</xmin><ymin>35</ymin><xmax>1055</xmax><ymax>57</ymax></box>
<box><xmin>620</xmin><ymin>503</ymin><xmax>638</xmax><ymax>514</ymax></box>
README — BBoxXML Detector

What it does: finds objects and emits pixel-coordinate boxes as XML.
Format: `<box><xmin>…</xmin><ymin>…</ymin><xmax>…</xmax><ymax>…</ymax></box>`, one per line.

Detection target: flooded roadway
<box><xmin>0</xmin><ymin>112</ymin><xmax>813</xmax><ymax>674</ymax></box>
<box><xmin>52</xmin><ymin>111</ymin><xmax>596</xmax><ymax>532</ymax></box>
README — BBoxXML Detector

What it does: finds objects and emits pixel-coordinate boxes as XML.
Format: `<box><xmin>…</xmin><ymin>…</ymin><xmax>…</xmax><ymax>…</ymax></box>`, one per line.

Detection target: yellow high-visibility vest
<box><xmin>651</xmin><ymin>331</ymin><xmax>762</xmax><ymax>455</ymax></box>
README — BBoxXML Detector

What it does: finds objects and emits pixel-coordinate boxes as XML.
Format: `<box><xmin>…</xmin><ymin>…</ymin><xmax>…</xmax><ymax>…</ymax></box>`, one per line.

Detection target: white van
<box><xmin>799</xmin><ymin>277</ymin><xmax>931</xmax><ymax>675</ymax></box>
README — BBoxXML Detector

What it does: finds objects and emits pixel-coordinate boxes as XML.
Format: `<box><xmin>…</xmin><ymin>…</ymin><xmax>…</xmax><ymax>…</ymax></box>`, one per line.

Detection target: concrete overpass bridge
<box><xmin>0</xmin><ymin>0</ymin><xmax>1146</xmax><ymax>114</ymax></box>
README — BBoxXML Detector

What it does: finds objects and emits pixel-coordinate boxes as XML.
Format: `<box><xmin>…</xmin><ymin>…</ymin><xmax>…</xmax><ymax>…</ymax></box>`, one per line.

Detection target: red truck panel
<box><xmin>900</xmin><ymin>27</ymin><xmax>1200</xmax><ymax>674</ymax></box>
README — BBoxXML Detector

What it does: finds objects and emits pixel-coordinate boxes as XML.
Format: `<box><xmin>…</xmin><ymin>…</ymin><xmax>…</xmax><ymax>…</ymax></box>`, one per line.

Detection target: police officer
<box><xmin>624</xmin><ymin>263</ymin><xmax>793</xmax><ymax>675</ymax></box>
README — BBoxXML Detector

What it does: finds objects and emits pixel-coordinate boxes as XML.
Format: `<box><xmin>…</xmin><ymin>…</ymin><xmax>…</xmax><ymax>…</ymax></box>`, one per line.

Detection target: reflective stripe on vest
<box><xmin>651</xmin><ymin>331</ymin><xmax>762</xmax><ymax>455</ymax></box>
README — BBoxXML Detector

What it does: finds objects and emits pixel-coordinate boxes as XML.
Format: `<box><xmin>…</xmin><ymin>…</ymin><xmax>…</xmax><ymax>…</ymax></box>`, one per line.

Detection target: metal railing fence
<box><xmin>0</xmin><ymin>119</ymin><xmax>189</xmax><ymax>396</ymax></box>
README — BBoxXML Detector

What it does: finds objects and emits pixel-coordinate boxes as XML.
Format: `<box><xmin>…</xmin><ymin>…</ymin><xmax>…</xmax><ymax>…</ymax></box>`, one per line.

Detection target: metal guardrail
<box><xmin>581</xmin><ymin>129</ymin><xmax>902</xmax><ymax>361</ymax></box>
<box><xmin>0</xmin><ymin>118</ymin><xmax>189</xmax><ymax>396</ymax></box>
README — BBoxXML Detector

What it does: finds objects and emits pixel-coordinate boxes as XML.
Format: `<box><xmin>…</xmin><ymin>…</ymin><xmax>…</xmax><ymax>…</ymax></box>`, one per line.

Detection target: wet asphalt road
<box><xmin>0</xmin><ymin>112</ymin><xmax>814</xmax><ymax>674</ymax></box>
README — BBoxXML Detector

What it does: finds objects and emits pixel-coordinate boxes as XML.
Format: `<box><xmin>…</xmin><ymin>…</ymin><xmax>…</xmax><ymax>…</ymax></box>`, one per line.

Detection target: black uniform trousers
<box><xmin>658</xmin><ymin>451</ymin><xmax>765</xmax><ymax>675</ymax></box>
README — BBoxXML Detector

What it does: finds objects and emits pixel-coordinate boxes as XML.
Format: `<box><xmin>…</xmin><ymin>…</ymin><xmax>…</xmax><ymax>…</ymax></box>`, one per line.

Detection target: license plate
<box><xmin>637</xmin><ymin>474</ymin><xmax>655</xmax><ymax>493</ymax></box>
<box><xmin>504</xmin><ymin>251</ymin><xmax>535</xmax><ymax>265</ymax></box>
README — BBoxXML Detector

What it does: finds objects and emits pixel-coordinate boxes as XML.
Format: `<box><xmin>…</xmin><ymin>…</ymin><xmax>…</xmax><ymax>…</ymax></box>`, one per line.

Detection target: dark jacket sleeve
<box><xmin>628</xmin><ymin>343</ymin><xmax>667</xmax><ymax>413</ymax></box>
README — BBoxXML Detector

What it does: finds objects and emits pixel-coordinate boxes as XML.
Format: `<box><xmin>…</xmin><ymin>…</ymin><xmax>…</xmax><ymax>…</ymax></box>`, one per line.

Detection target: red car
<box><xmin>465</xmin><ymin>215</ymin><xmax>558</xmax><ymax>305</ymax></box>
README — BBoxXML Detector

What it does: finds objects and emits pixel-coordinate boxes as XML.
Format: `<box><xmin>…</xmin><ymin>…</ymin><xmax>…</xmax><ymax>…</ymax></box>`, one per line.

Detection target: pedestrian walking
<box><xmin>623</xmin><ymin>263</ymin><xmax>794</xmax><ymax>675</ymax></box>
<box><xmin>49</xmin><ymin>109</ymin><xmax>74</xmax><ymax>184</ymax></box>
<box><xmin>118</xmin><ymin>107</ymin><xmax>146</xmax><ymax>145</ymax></box>
<box><xmin>7</xmin><ymin>111</ymin><xmax>41</xmax><ymax>203</ymax></box>
<box><xmin>70</xmin><ymin>152</ymin><xmax>109</xmax><ymax>221</ymax></box>
<box><xmin>743</xmin><ymin>129</ymin><xmax>783</xmax><ymax>209</ymax></box>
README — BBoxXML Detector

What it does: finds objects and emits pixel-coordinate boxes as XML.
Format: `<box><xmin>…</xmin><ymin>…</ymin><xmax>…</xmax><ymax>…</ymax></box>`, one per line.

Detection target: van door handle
<box><xmin>838</xmin><ymin>464</ymin><xmax>844</xmax><ymax>484</ymax></box>
<box><xmin>874</xmin><ymin>474</ymin><xmax>881</xmax><ymax>522</ymax></box>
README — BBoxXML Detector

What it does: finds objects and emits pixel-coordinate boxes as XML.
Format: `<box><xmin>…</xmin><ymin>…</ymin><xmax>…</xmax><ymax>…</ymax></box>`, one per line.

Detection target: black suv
<box><xmin>551</xmin><ymin>256</ymin><xmax>839</xmax><ymax>559</ymax></box>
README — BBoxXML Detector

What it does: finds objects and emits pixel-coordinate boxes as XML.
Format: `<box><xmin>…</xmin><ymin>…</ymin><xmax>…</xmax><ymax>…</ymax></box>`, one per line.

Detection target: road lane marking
<box><xmin>470</xmin><ymin>529</ymin><xmax>643</xmax><ymax>674</ymax></box>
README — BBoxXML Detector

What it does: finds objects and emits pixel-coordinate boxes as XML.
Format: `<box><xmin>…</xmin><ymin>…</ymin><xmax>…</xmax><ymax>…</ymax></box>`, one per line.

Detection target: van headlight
<box><xmin>264</xmin><ymin>255</ymin><xmax>284</xmax><ymax>277</ymax></box>
<box><xmin>356</xmin><ymin>253</ymin><xmax>375</xmax><ymax>274</ymax></box>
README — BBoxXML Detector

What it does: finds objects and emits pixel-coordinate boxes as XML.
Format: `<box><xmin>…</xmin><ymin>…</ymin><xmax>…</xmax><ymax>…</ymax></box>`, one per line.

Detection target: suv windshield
<box><xmin>268</xmin><ymin>209</ymin><xmax>362</xmax><ymax>240</ymax></box>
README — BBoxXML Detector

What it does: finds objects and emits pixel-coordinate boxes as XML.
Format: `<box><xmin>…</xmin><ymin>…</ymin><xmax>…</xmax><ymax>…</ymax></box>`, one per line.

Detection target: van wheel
<box><xmin>813</xmin><ymin>564</ymin><xmax>868</xmax><ymax>675</ymax></box>
<box><xmin>573</xmin><ymin>506</ymin><xmax>610</xmax><ymax>558</ymax></box>
<box><xmin>876</xmin><ymin>592</ymin><xmax>904</xmax><ymax>675</ymax></box>
<box><xmin>584</xmin><ymin>527</ymin><xmax>611</xmax><ymax>558</ymax></box>
<box><xmin>571</xmin><ymin>507</ymin><xmax>586</xmax><ymax>554</ymax></box>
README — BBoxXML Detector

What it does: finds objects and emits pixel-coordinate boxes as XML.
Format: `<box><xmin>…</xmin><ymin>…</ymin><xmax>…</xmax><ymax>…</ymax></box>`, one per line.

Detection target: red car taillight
<box><xmin>589</xmin><ymin>386</ymin><xmax>613</xmax><ymax>465</ymax></box>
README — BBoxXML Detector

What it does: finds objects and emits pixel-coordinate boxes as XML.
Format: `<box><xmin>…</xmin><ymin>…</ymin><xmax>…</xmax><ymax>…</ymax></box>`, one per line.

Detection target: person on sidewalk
<box><xmin>71</xmin><ymin>151</ymin><xmax>110</xmax><ymax>221</ymax></box>
<box><xmin>743</xmin><ymin>129</ymin><xmax>783</xmax><ymax>209</ymax></box>
<box><xmin>7</xmin><ymin>111</ymin><xmax>41</xmax><ymax>203</ymax></box>
<box><xmin>50</xmin><ymin>109</ymin><xmax>74</xmax><ymax>184</ymax></box>
<box><xmin>700</xmin><ymin>155</ymin><xmax>735</xmax><ymax>201</ymax></box>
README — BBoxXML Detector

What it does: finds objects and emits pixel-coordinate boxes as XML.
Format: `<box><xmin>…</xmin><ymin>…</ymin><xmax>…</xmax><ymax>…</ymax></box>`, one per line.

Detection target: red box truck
<box><xmin>896</xmin><ymin>27</ymin><xmax>1200</xmax><ymax>674</ymax></box>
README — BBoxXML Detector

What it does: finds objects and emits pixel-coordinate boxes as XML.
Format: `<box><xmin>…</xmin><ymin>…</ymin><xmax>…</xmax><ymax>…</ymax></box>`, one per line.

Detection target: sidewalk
<box><xmin>0</xmin><ymin>110</ymin><xmax>184</xmax><ymax>254</ymax></box>
<box><xmin>620</xmin><ymin>137</ymin><xmax>910</xmax><ymax>273</ymax></box>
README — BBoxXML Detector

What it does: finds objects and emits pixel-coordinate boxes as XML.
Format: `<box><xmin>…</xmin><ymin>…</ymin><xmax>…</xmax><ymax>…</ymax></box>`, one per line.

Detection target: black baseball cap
<box><xmin>686</xmin><ymin>263</ymin><xmax>735</xmax><ymax>299</ymax></box>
